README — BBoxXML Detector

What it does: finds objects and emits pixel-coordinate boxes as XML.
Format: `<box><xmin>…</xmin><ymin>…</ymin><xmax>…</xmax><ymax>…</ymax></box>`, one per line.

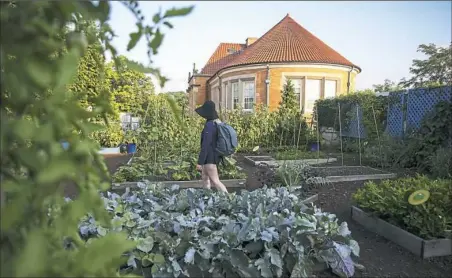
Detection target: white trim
<box><xmin>282</xmin><ymin>71</ymin><xmax>342</xmax><ymax>79</ymax></box>
<box><xmin>304</xmin><ymin>79</ymin><xmax>322</xmax><ymax>113</ymax></box>
<box><xmin>287</xmin><ymin>77</ymin><xmax>303</xmax><ymax>110</ymax></box>
<box><xmin>242</xmin><ymin>79</ymin><xmax>256</xmax><ymax>111</ymax></box>
<box><xmin>210</xmin><ymin>79</ymin><xmax>219</xmax><ymax>87</ymax></box>
<box><xmin>222</xmin><ymin>73</ymin><xmax>256</xmax><ymax>83</ymax></box>
<box><xmin>211</xmin><ymin>85</ymin><xmax>219</xmax><ymax>104</ymax></box>
<box><xmin>212</xmin><ymin>63</ymin><xmax>359</xmax><ymax>79</ymax></box>
<box><xmin>281</xmin><ymin>72</ymin><xmax>342</xmax><ymax>94</ymax></box>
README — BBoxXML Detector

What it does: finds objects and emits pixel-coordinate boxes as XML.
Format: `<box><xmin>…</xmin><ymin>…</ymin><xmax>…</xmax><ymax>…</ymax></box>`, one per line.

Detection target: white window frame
<box><xmin>231</xmin><ymin>82</ymin><xmax>239</xmax><ymax>109</ymax></box>
<box><xmin>304</xmin><ymin>78</ymin><xmax>322</xmax><ymax>113</ymax></box>
<box><xmin>242</xmin><ymin>80</ymin><xmax>255</xmax><ymax>111</ymax></box>
<box><xmin>288</xmin><ymin>78</ymin><xmax>303</xmax><ymax>110</ymax></box>
<box><xmin>324</xmin><ymin>79</ymin><xmax>337</xmax><ymax>99</ymax></box>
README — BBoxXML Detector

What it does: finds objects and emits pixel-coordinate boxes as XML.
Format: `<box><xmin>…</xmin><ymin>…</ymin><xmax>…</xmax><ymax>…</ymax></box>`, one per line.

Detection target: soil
<box><xmin>62</xmin><ymin>153</ymin><xmax>133</xmax><ymax>198</ymax></box>
<box><xmin>234</xmin><ymin>154</ymin><xmax>452</xmax><ymax>277</ymax></box>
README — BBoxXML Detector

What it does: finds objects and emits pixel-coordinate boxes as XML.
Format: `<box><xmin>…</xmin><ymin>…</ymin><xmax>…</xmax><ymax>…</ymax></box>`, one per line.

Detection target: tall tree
<box><xmin>68</xmin><ymin>42</ymin><xmax>110</xmax><ymax>112</ymax></box>
<box><xmin>106</xmin><ymin>55</ymin><xmax>155</xmax><ymax>117</ymax></box>
<box><xmin>399</xmin><ymin>43</ymin><xmax>452</xmax><ymax>88</ymax></box>
<box><xmin>278</xmin><ymin>79</ymin><xmax>299</xmax><ymax>114</ymax></box>
<box><xmin>373</xmin><ymin>79</ymin><xmax>403</xmax><ymax>93</ymax></box>
<box><xmin>165</xmin><ymin>91</ymin><xmax>188</xmax><ymax>108</ymax></box>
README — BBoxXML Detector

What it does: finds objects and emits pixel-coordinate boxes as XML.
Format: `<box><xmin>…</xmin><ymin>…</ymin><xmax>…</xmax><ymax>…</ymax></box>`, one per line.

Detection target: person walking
<box><xmin>195</xmin><ymin>100</ymin><xmax>229</xmax><ymax>193</ymax></box>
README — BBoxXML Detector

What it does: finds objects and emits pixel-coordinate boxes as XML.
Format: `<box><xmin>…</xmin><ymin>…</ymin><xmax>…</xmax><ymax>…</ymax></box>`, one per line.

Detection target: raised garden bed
<box><xmin>113</xmin><ymin>156</ymin><xmax>246</xmax><ymax>184</ymax></box>
<box><xmin>111</xmin><ymin>179</ymin><xmax>247</xmax><ymax>191</ymax></box>
<box><xmin>243</xmin><ymin>155</ymin><xmax>275</xmax><ymax>165</ymax></box>
<box><xmin>244</xmin><ymin>155</ymin><xmax>336</xmax><ymax>167</ymax></box>
<box><xmin>312</xmin><ymin>166</ymin><xmax>396</xmax><ymax>182</ymax></box>
<box><xmin>351</xmin><ymin>206</ymin><xmax>452</xmax><ymax>258</ymax></box>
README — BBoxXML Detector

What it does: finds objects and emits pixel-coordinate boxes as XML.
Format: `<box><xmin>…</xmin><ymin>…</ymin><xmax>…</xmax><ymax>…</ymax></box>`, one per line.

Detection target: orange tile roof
<box><xmin>200</xmin><ymin>43</ymin><xmax>246</xmax><ymax>75</ymax></box>
<box><xmin>200</xmin><ymin>14</ymin><xmax>360</xmax><ymax>76</ymax></box>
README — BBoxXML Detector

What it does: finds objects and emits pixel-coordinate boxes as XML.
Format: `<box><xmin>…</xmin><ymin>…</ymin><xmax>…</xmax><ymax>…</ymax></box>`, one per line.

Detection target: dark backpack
<box><xmin>215</xmin><ymin>121</ymin><xmax>238</xmax><ymax>156</ymax></box>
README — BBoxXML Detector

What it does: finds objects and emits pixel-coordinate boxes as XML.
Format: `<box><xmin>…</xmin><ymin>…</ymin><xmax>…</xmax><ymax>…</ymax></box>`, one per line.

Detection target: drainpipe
<box><xmin>265</xmin><ymin>64</ymin><xmax>270</xmax><ymax>107</ymax></box>
<box><xmin>347</xmin><ymin>66</ymin><xmax>355</xmax><ymax>94</ymax></box>
<box><xmin>218</xmin><ymin>73</ymin><xmax>222</xmax><ymax>114</ymax></box>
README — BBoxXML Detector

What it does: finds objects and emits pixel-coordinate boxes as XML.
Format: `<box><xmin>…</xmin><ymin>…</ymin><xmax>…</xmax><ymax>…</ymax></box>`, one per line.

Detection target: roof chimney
<box><xmin>246</xmin><ymin>37</ymin><xmax>258</xmax><ymax>47</ymax></box>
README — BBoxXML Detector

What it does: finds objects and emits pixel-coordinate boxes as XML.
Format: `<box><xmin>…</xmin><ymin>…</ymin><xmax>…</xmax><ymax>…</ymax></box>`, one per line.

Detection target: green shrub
<box><xmin>0</xmin><ymin>1</ymin><xmax>193</xmax><ymax>276</ymax></box>
<box><xmin>89</xmin><ymin>122</ymin><xmax>124</xmax><ymax>148</ymax></box>
<box><xmin>362</xmin><ymin>135</ymin><xmax>407</xmax><ymax>168</ymax></box>
<box><xmin>79</xmin><ymin>183</ymin><xmax>361</xmax><ymax>277</ymax></box>
<box><xmin>353</xmin><ymin>175</ymin><xmax>452</xmax><ymax>239</ymax></box>
<box><xmin>429</xmin><ymin>147</ymin><xmax>452</xmax><ymax>179</ymax></box>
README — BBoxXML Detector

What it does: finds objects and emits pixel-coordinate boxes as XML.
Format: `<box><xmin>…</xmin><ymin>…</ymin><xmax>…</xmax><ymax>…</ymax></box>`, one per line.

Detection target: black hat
<box><xmin>195</xmin><ymin>100</ymin><xmax>219</xmax><ymax>120</ymax></box>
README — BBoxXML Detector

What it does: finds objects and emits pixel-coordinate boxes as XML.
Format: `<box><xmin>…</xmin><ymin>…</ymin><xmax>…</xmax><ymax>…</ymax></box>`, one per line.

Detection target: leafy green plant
<box><xmin>0</xmin><ymin>1</ymin><xmax>193</xmax><ymax>276</ymax></box>
<box><xmin>112</xmin><ymin>155</ymin><xmax>246</xmax><ymax>183</ymax></box>
<box><xmin>378</xmin><ymin>100</ymin><xmax>452</xmax><ymax>175</ymax></box>
<box><xmin>79</xmin><ymin>183</ymin><xmax>361</xmax><ymax>278</ymax></box>
<box><xmin>90</xmin><ymin>122</ymin><xmax>125</xmax><ymax>148</ymax></box>
<box><xmin>274</xmin><ymin>162</ymin><xmax>329</xmax><ymax>191</ymax></box>
<box><xmin>429</xmin><ymin>147</ymin><xmax>452</xmax><ymax>179</ymax></box>
<box><xmin>362</xmin><ymin>135</ymin><xmax>407</xmax><ymax>168</ymax></box>
<box><xmin>353</xmin><ymin>175</ymin><xmax>452</xmax><ymax>239</ymax></box>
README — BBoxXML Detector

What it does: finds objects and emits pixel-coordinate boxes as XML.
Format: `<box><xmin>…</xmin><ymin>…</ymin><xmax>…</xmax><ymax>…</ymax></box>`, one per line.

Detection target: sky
<box><xmin>108</xmin><ymin>1</ymin><xmax>452</xmax><ymax>93</ymax></box>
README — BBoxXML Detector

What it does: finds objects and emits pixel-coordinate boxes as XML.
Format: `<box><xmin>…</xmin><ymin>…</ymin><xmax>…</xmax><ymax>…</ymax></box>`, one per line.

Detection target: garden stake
<box><xmin>356</xmin><ymin>105</ymin><xmax>363</xmax><ymax>166</ymax></box>
<box><xmin>293</xmin><ymin>116</ymin><xmax>297</xmax><ymax>147</ymax></box>
<box><xmin>371</xmin><ymin>105</ymin><xmax>384</xmax><ymax>169</ymax></box>
<box><xmin>296</xmin><ymin>114</ymin><xmax>303</xmax><ymax>149</ymax></box>
<box><xmin>338</xmin><ymin>102</ymin><xmax>344</xmax><ymax>166</ymax></box>
<box><xmin>325</xmin><ymin>102</ymin><xmax>339</xmax><ymax>166</ymax></box>
<box><xmin>315</xmin><ymin>106</ymin><xmax>321</xmax><ymax>163</ymax></box>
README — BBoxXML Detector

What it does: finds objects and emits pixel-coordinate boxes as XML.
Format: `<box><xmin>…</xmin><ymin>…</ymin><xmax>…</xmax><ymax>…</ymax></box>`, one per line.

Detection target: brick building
<box><xmin>187</xmin><ymin>14</ymin><xmax>361</xmax><ymax>114</ymax></box>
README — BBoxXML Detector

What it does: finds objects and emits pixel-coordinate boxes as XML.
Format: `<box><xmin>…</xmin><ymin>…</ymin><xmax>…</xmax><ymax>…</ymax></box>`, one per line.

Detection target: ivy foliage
<box><xmin>107</xmin><ymin>55</ymin><xmax>155</xmax><ymax>117</ymax></box>
<box><xmin>314</xmin><ymin>90</ymin><xmax>389</xmax><ymax>141</ymax></box>
<box><xmin>0</xmin><ymin>0</ymin><xmax>193</xmax><ymax>276</ymax></box>
<box><xmin>68</xmin><ymin>22</ymin><xmax>112</xmax><ymax>116</ymax></box>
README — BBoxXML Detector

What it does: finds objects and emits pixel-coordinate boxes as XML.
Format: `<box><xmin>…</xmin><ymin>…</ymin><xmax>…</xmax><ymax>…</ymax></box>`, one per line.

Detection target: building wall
<box><xmin>268</xmin><ymin>66</ymin><xmax>358</xmax><ymax>111</ymax></box>
<box><xmin>187</xmin><ymin>75</ymin><xmax>210</xmax><ymax>111</ymax></box>
<box><xmin>202</xmin><ymin>64</ymin><xmax>359</xmax><ymax>113</ymax></box>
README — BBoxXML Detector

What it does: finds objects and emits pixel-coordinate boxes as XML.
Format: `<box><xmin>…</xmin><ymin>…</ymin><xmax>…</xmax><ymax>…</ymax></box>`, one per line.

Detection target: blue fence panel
<box><xmin>406</xmin><ymin>86</ymin><xmax>452</xmax><ymax>131</ymax></box>
<box><xmin>385</xmin><ymin>92</ymin><xmax>405</xmax><ymax>138</ymax></box>
<box><xmin>341</xmin><ymin>104</ymin><xmax>367</xmax><ymax>139</ymax></box>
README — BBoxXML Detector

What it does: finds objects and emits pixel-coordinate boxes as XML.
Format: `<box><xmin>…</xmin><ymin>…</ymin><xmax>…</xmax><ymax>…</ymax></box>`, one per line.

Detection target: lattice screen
<box><xmin>406</xmin><ymin>86</ymin><xmax>452</xmax><ymax>130</ymax></box>
<box><xmin>385</xmin><ymin>92</ymin><xmax>405</xmax><ymax>138</ymax></box>
<box><xmin>385</xmin><ymin>86</ymin><xmax>451</xmax><ymax>137</ymax></box>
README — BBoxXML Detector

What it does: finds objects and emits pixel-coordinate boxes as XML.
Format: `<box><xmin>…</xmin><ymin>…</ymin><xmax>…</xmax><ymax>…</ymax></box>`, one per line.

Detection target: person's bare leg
<box><xmin>204</xmin><ymin>164</ymin><xmax>228</xmax><ymax>193</ymax></box>
<box><xmin>201</xmin><ymin>165</ymin><xmax>211</xmax><ymax>189</ymax></box>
